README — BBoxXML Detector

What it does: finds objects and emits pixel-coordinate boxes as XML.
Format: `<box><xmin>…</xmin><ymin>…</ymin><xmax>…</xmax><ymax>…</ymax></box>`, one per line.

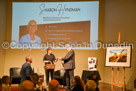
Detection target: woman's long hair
<box><xmin>74</xmin><ymin>76</ymin><xmax>84</xmax><ymax>88</ymax></box>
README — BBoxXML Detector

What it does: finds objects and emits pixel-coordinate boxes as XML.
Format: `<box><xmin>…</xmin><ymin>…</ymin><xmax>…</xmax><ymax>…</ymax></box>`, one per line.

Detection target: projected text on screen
<box><xmin>12</xmin><ymin>1</ymin><xmax>99</xmax><ymax>49</ymax></box>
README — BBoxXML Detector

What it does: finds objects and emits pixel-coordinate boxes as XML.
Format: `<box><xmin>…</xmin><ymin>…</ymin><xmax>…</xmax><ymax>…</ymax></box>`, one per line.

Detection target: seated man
<box><xmin>48</xmin><ymin>80</ymin><xmax>60</xmax><ymax>91</ymax></box>
<box><xmin>1</xmin><ymin>75</ymin><xmax>10</xmax><ymax>91</ymax></box>
<box><xmin>19</xmin><ymin>80</ymin><xmax>34</xmax><ymax>91</ymax></box>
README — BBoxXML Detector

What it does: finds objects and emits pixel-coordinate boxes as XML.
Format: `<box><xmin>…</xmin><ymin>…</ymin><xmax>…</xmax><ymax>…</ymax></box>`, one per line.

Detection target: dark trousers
<box><xmin>45</xmin><ymin>69</ymin><xmax>54</xmax><ymax>85</ymax></box>
<box><xmin>65</xmin><ymin>69</ymin><xmax>74</xmax><ymax>88</ymax></box>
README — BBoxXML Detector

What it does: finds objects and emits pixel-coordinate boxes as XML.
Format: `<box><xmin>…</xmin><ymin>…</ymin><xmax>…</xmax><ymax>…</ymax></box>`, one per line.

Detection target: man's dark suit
<box><xmin>20</xmin><ymin>62</ymin><xmax>34</xmax><ymax>83</ymax></box>
<box><xmin>62</xmin><ymin>49</ymin><xmax>75</xmax><ymax>88</ymax></box>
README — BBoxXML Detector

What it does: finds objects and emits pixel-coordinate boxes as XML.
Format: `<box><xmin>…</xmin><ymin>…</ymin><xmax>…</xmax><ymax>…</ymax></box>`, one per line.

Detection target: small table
<box><xmin>81</xmin><ymin>70</ymin><xmax>101</xmax><ymax>83</ymax></box>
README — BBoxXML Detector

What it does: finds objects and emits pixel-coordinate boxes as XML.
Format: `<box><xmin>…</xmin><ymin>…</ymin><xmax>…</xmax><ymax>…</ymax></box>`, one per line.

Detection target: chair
<box><xmin>9</xmin><ymin>67</ymin><xmax>21</xmax><ymax>86</ymax></box>
<box><xmin>53</xmin><ymin>69</ymin><xmax>66</xmax><ymax>86</ymax></box>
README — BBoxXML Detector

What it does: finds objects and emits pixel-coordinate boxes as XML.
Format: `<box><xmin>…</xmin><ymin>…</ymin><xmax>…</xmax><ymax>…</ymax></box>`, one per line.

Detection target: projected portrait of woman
<box><xmin>19</xmin><ymin>20</ymin><xmax>41</xmax><ymax>44</ymax></box>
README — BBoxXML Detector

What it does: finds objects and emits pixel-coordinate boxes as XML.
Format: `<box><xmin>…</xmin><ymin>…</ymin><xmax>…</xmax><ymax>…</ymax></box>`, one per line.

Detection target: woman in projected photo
<box><xmin>19</xmin><ymin>20</ymin><xmax>41</xmax><ymax>44</ymax></box>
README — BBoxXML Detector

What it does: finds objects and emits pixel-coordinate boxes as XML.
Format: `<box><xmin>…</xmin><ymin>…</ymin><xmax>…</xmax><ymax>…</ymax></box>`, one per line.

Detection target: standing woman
<box><xmin>43</xmin><ymin>47</ymin><xmax>58</xmax><ymax>86</ymax></box>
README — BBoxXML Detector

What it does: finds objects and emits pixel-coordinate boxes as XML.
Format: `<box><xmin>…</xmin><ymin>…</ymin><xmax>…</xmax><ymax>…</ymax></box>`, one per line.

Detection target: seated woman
<box><xmin>85</xmin><ymin>80</ymin><xmax>96</xmax><ymax>91</ymax></box>
<box><xmin>72</xmin><ymin>76</ymin><xmax>84</xmax><ymax>91</ymax></box>
<box><xmin>1</xmin><ymin>75</ymin><xmax>10</xmax><ymax>91</ymax></box>
<box><xmin>86</xmin><ymin>74</ymin><xmax>99</xmax><ymax>91</ymax></box>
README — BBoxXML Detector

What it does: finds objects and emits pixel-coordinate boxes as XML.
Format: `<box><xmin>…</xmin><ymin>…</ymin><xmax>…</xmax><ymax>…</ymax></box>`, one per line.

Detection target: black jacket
<box><xmin>20</xmin><ymin>62</ymin><xmax>34</xmax><ymax>83</ymax></box>
<box><xmin>72</xmin><ymin>84</ymin><xmax>84</xmax><ymax>91</ymax></box>
<box><xmin>62</xmin><ymin>49</ymin><xmax>75</xmax><ymax>70</ymax></box>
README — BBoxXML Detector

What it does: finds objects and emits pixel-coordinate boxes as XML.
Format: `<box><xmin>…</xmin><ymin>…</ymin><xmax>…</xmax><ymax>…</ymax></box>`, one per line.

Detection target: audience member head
<box><xmin>73</xmin><ymin>75</ymin><xmax>84</xmax><ymax>87</ymax></box>
<box><xmin>48</xmin><ymin>80</ymin><xmax>59</xmax><ymax>91</ymax></box>
<box><xmin>86</xmin><ymin>74</ymin><xmax>97</xmax><ymax>82</ymax></box>
<box><xmin>92</xmin><ymin>74</ymin><xmax>97</xmax><ymax>80</ymax></box>
<box><xmin>86</xmin><ymin>80</ymin><xmax>96</xmax><ymax>91</ymax></box>
<box><xmin>19</xmin><ymin>80</ymin><xmax>34</xmax><ymax>91</ymax></box>
<box><xmin>2</xmin><ymin>75</ymin><xmax>10</xmax><ymax>85</ymax></box>
<box><xmin>30</xmin><ymin>73</ymin><xmax>39</xmax><ymax>84</ymax></box>
<box><xmin>26</xmin><ymin>56</ymin><xmax>32</xmax><ymax>63</ymax></box>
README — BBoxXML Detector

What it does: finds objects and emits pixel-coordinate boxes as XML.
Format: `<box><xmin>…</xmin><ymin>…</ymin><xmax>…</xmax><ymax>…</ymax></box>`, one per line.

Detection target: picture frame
<box><xmin>105</xmin><ymin>46</ymin><xmax>132</xmax><ymax>67</ymax></box>
<box><xmin>88</xmin><ymin>57</ymin><xmax>97</xmax><ymax>71</ymax></box>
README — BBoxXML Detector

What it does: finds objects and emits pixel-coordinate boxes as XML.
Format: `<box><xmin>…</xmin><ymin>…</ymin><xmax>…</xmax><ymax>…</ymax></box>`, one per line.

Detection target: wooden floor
<box><xmin>10</xmin><ymin>82</ymin><xmax>132</xmax><ymax>91</ymax></box>
<box><xmin>99</xmin><ymin>82</ymin><xmax>131</xmax><ymax>91</ymax></box>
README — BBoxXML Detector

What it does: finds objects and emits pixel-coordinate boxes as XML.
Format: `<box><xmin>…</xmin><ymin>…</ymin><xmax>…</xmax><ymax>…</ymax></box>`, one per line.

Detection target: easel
<box><xmin>112</xmin><ymin>32</ymin><xmax>126</xmax><ymax>91</ymax></box>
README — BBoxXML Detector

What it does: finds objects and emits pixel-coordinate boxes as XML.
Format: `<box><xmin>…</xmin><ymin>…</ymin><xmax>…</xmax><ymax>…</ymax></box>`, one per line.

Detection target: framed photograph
<box><xmin>105</xmin><ymin>46</ymin><xmax>132</xmax><ymax>67</ymax></box>
<box><xmin>88</xmin><ymin>57</ymin><xmax>97</xmax><ymax>70</ymax></box>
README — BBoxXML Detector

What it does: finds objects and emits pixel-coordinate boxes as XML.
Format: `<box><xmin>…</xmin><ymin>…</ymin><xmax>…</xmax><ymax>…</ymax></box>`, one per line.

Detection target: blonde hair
<box><xmin>27</xmin><ymin>20</ymin><xmax>37</xmax><ymax>31</ymax></box>
<box><xmin>86</xmin><ymin>80</ymin><xmax>96</xmax><ymax>91</ymax></box>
